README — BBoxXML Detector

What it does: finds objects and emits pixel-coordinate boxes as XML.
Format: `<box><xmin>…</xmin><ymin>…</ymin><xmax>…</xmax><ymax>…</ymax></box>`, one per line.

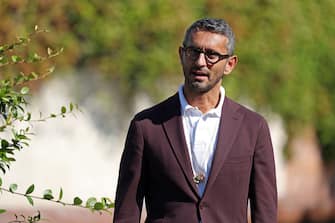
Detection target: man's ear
<box><xmin>223</xmin><ymin>55</ymin><xmax>238</xmax><ymax>75</ymax></box>
<box><xmin>178</xmin><ymin>47</ymin><xmax>183</xmax><ymax>62</ymax></box>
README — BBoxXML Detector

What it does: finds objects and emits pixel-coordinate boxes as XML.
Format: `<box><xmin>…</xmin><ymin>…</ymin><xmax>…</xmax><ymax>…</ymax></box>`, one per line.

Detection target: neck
<box><xmin>183</xmin><ymin>85</ymin><xmax>221</xmax><ymax>113</ymax></box>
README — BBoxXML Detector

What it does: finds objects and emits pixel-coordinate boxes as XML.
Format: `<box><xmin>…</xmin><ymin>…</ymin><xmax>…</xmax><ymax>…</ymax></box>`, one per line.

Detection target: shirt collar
<box><xmin>178</xmin><ymin>85</ymin><xmax>225</xmax><ymax>117</ymax></box>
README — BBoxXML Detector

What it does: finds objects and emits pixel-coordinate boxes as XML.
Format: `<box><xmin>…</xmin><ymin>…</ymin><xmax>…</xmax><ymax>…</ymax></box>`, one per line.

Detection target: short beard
<box><xmin>187</xmin><ymin>75</ymin><xmax>223</xmax><ymax>94</ymax></box>
<box><xmin>189</xmin><ymin>81</ymin><xmax>213</xmax><ymax>93</ymax></box>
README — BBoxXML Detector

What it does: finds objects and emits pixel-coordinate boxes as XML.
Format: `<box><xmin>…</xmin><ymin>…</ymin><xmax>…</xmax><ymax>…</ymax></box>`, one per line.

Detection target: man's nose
<box><xmin>195</xmin><ymin>52</ymin><xmax>207</xmax><ymax>67</ymax></box>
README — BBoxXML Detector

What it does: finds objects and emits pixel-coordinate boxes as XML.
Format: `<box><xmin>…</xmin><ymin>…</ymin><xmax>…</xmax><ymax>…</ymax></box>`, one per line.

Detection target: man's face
<box><xmin>179</xmin><ymin>31</ymin><xmax>237</xmax><ymax>94</ymax></box>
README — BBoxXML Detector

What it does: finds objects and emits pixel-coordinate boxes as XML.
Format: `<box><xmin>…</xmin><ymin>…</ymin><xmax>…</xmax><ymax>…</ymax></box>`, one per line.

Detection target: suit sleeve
<box><xmin>113</xmin><ymin>119</ymin><xmax>146</xmax><ymax>223</ymax></box>
<box><xmin>249</xmin><ymin>118</ymin><xmax>278</xmax><ymax>223</ymax></box>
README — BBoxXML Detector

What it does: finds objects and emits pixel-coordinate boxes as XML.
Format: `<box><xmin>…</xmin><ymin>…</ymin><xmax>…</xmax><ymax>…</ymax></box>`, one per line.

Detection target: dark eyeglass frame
<box><xmin>181</xmin><ymin>46</ymin><xmax>231</xmax><ymax>65</ymax></box>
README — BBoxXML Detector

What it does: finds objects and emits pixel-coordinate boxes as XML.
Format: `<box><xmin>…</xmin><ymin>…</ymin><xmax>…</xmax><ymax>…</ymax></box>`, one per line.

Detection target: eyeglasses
<box><xmin>181</xmin><ymin>46</ymin><xmax>230</xmax><ymax>65</ymax></box>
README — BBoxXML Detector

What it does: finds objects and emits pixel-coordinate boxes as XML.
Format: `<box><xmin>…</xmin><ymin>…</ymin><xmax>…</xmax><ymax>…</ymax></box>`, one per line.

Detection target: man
<box><xmin>113</xmin><ymin>18</ymin><xmax>277</xmax><ymax>223</ymax></box>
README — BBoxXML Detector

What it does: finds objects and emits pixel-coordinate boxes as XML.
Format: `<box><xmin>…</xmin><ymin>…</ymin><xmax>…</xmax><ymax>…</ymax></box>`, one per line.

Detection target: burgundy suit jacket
<box><xmin>113</xmin><ymin>93</ymin><xmax>277</xmax><ymax>223</ymax></box>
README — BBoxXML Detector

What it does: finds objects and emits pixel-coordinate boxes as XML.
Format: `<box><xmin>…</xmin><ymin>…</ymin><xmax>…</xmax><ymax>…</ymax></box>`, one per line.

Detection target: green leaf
<box><xmin>58</xmin><ymin>187</ymin><xmax>63</xmax><ymax>201</ymax></box>
<box><xmin>26</xmin><ymin>195</ymin><xmax>34</xmax><ymax>206</ymax></box>
<box><xmin>0</xmin><ymin>209</ymin><xmax>6</xmax><ymax>214</ymax></box>
<box><xmin>20</xmin><ymin>87</ymin><xmax>30</xmax><ymax>95</ymax></box>
<box><xmin>43</xmin><ymin>189</ymin><xmax>53</xmax><ymax>195</ymax></box>
<box><xmin>86</xmin><ymin>197</ymin><xmax>97</xmax><ymax>208</ymax></box>
<box><xmin>101</xmin><ymin>197</ymin><xmax>114</xmax><ymax>208</ymax></box>
<box><xmin>0</xmin><ymin>177</ymin><xmax>2</xmax><ymax>186</ymax></box>
<box><xmin>9</xmin><ymin>184</ymin><xmax>18</xmax><ymax>193</ymax></box>
<box><xmin>33</xmin><ymin>53</ymin><xmax>41</xmax><ymax>61</ymax></box>
<box><xmin>16</xmin><ymin>134</ymin><xmax>28</xmax><ymax>140</ymax></box>
<box><xmin>0</xmin><ymin>165</ymin><xmax>6</xmax><ymax>174</ymax></box>
<box><xmin>25</xmin><ymin>184</ymin><xmax>35</xmax><ymax>195</ymax></box>
<box><xmin>0</xmin><ymin>57</ymin><xmax>4</xmax><ymax>64</ymax></box>
<box><xmin>43</xmin><ymin>194</ymin><xmax>54</xmax><ymax>200</ymax></box>
<box><xmin>11</xmin><ymin>55</ymin><xmax>22</xmax><ymax>63</ymax></box>
<box><xmin>61</xmin><ymin>106</ymin><xmax>66</xmax><ymax>114</ymax></box>
<box><xmin>50</xmin><ymin>114</ymin><xmax>57</xmax><ymax>118</ymax></box>
<box><xmin>70</xmin><ymin>103</ymin><xmax>74</xmax><ymax>111</ymax></box>
<box><xmin>1</xmin><ymin>140</ymin><xmax>9</xmax><ymax>148</ymax></box>
<box><xmin>73</xmin><ymin>197</ymin><xmax>83</xmax><ymax>206</ymax></box>
<box><xmin>25</xmin><ymin>113</ymin><xmax>31</xmax><ymax>121</ymax></box>
<box><xmin>43</xmin><ymin>189</ymin><xmax>54</xmax><ymax>200</ymax></box>
<box><xmin>94</xmin><ymin>202</ymin><xmax>104</xmax><ymax>210</ymax></box>
<box><xmin>7</xmin><ymin>157</ymin><xmax>16</xmax><ymax>162</ymax></box>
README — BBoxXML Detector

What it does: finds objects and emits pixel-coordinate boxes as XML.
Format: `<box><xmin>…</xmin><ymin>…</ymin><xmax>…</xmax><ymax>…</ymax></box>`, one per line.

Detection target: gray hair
<box><xmin>182</xmin><ymin>18</ymin><xmax>235</xmax><ymax>55</ymax></box>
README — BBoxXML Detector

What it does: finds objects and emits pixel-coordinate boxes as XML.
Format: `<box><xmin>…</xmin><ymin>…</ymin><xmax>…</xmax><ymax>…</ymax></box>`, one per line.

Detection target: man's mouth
<box><xmin>191</xmin><ymin>69</ymin><xmax>209</xmax><ymax>81</ymax></box>
<box><xmin>193</xmin><ymin>70</ymin><xmax>207</xmax><ymax>75</ymax></box>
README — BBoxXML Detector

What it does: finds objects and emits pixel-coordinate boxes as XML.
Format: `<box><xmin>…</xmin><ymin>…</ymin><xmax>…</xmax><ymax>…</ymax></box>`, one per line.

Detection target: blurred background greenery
<box><xmin>1</xmin><ymin>0</ymin><xmax>335</xmax><ymax>162</ymax></box>
<box><xmin>1</xmin><ymin>0</ymin><xmax>335</xmax><ymax>222</ymax></box>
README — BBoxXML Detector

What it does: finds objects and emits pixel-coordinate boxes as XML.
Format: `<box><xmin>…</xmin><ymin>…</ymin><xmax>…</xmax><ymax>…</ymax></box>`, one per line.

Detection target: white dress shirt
<box><xmin>178</xmin><ymin>85</ymin><xmax>225</xmax><ymax>197</ymax></box>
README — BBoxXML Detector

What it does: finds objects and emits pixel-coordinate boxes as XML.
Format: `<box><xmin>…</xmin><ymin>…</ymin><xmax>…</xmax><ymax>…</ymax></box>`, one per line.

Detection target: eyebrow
<box><xmin>188</xmin><ymin>46</ymin><xmax>225</xmax><ymax>55</ymax></box>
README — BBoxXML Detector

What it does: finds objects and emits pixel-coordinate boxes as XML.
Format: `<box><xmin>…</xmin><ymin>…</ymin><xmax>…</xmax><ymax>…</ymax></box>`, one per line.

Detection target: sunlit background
<box><xmin>1</xmin><ymin>1</ymin><xmax>335</xmax><ymax>222</ymax></box>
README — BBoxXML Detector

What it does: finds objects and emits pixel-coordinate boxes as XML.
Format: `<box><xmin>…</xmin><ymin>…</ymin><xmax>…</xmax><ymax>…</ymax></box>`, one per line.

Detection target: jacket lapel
<box><xmin>161</xmin><ymin>94</ymin><xmax>200</xmax><ymax>198</ymax></box>
<box><xmin>203</xmin><ymin>97</ymin><xmax>244</xmax><ymax>198</ymax></box>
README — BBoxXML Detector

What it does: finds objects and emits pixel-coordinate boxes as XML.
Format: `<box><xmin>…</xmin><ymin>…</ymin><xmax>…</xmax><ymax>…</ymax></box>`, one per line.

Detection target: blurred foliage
<box><xmin>0</xmin><ymin>0</ymin><xmax>334</xmax><ymax>161</ymax></box>
<box><xmin>0</xmin><ymin>0</ymin><xmax>194</xmax><ymax>96</ymax></box>
<box><xmin>216</xmin><ymin>1</ymin><xmax>335</xmax><ymax>163</ymax></box>
<box><xmin>0</xmin><ymin>27</ymin><xmax>65</xmax><ymax>176</ymax></box>
<box><xmin>0</xmin><ymin>27</ymin><xmax>113</xmax><ymax>220</ymax></box>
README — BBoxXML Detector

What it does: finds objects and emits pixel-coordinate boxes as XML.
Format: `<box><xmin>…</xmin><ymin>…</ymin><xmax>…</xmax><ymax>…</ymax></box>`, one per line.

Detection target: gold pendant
<box><xmin>193</xmin><ymin>173</ymin><xmax>205</xmax><ymax>184</ymax></box>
